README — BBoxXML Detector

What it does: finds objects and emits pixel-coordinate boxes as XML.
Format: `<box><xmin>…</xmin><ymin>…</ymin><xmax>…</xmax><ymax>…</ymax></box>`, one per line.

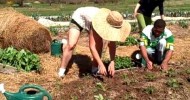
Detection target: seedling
<box><xmin>49</xmin><ymin>26</ymin><xmax>59</xmax><ymax>36</ymax></box>
<box><xmin>122</xmin><ymin>74</ymin><xmax>131</xmax><ymax>85</ymax></box>
<box><xmin>166</xmin><ymin>69</ymin><xmax>177</xmax><ymax>77</ymax></box>
<box><xmin>96</xmin><ymin>82</ymin><xmax>106</xmax><ymax>92</ymax></box>
<box><xmin>94</xmin><ymin>94</ymin><xmax>104</xmax><ymax>100</ymax></box>
<box><xmin>178</xmin><ymin>20</ymin><xmax>189</xmax><ymax>28</ymax></box>
<box><xmin>166</xmin><ymin>78</ymin><xmax>181</xmax><ymax>89</ymax></box>
<box><xmin>144</xmin><ymin>73</ymin><xmax>156</xmax><ymax>82</ymax></box>
<box><xmin>121</xmin><ymin>74</ymin><xmax>137</xmax><ymax>85</ymax></box>
<box><xmin>143</xmin><ymin>86</ymin><xmax>156</xmax><ymax>94</ymax></box>
<box><xmin>71</xmin><ymin>95</ymin><xmax>78</xmax><ymax>100</ymax></box>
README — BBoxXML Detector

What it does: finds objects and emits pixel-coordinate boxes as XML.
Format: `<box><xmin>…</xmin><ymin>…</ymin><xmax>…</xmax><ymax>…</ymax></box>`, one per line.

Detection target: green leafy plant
<box><xmin>0</xmin><ymin>47</ymin><xmax>40</xmax><ymax>72</ymax></box>
<box><xmin>130</xmin><ymin>22</ymin><xmax>139</xmax><ymax>32</ymax></box>
<box><xmin>122</xmin><ymin>74</ymin><xmax>131</xmax><ymax>85</ymax></box>
<box><xmin>31</xmin><ymin>13</ymin><xmax>41</xmax><ymax>20</ymax></box>
<box><xmin>166</xmin><ymin>78</ymin><xmax>181</xmax><ymax>89</ymax></box>
<box><xmin>144</xmin><ymin>73</ymin><xmax>156</xmax><ymax>81</ymax></box>
<box><xmin>166</xmin><ymin>69</ymin><xmax>177</xmax><ymax>77</ymax></box>
<box><xmin>122</xmin><ymin>74</ymin><xmax>137</xmax><ymax>85</ymax></box>
<box><xmin>96</xmin><ymin>82</ymin><xmax>106</xmax><ymax>92</ymax></box>
<box><xmin>117</xmin><ymin>36</ymin><xmax>138</xmax><ymax>46</ymax></box>
<box><xmin>94</xmin><ymin>94</ymin><xmax>104</xmax><ymax>100</ymax></box>
<box><xmin>143</xmin><ymin>86</ymin><xmax>155</xmax><ymax>94</ymax></box>
<box><xmin>49</xmin><ymin>26</ymin><xmax>59</xmax><ymax>36</ymax></box>
<box><xmin>178</xmin><ymin>20</ymin><xmax>189</xmax><ymax>28</ymax></box>
<box><xmin>71</xmin><ymin>95</ymin><xmax>78</xmax><ymax>100</ymax></box>
<box><xmin>115</xmin><ymin>56</ymin><xmax>134</xmax><ymax>70</ymax></box>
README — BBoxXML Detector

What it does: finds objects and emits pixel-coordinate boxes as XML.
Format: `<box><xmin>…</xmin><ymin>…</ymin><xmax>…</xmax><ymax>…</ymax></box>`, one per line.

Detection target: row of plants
<box><xmin>163</xmin><ymin>10</ymin><xmax>190</xmax><ymax>17</ymax></box>
<box><xmin>0</xmin><ymin>47</ymin><xmax>40</xmax><ymax>72</ymax></box>
<box><xmin>48</xmin><ymin>20</ymin><xmax>189</xmax><ymax>37</ymax></box>
<box><xmin>91</xmin><ymin>68</ymin><xmax>188</xmax><ymax>99</ymax></box>
<box><xmin>31</xmin><ymin>10</ymin><xmax>190</xmax><ymax>21</ymax></box>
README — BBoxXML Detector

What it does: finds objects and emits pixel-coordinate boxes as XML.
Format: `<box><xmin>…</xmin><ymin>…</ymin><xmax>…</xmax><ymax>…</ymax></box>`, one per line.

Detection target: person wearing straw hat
<box><xmin>134</xmin><ymin>0</ymin><xmax>165</xmax><ymax>32</ymax></box>
<box><xmin>58</xmin><ymin>6</ymin><xmax>131</xmax><ymax>78</ymax></box>
<box><xmin>139</xmin><ymin>19</ymin><xmax>174</xmax><ymax>71</ymax></box>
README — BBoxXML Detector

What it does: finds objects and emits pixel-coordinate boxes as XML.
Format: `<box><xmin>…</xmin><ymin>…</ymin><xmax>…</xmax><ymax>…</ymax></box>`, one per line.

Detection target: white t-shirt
<box><xmin>71</xmin><ymin>7</ymin><xmax>100</xmax><ymax>31</ymax></box>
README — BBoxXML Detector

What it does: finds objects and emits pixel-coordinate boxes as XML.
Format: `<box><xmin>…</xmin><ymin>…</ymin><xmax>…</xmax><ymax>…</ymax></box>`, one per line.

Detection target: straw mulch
<box><xmin>0</xmin><ymin>45</ymin><xmax>91</xmax><ymax>100</ymax></box>
<box><xmin>0</xmin><ymin>8</ymin><xmax>52</xmax><ymax>53</ymax></box>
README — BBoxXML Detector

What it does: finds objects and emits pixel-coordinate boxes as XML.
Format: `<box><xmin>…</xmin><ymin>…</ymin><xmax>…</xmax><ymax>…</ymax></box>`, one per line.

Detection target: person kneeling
<box><xmin>139</xmin><ymin>19</ymin><xmax>174</xmax><ymax>71</ymax></box>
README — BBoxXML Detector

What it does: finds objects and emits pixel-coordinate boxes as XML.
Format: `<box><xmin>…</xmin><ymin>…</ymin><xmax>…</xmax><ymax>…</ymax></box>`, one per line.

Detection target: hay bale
<box><xmin>0</xmin><ymin>8</ymin><xmax>52</xmax><ymax>53</ymax></box>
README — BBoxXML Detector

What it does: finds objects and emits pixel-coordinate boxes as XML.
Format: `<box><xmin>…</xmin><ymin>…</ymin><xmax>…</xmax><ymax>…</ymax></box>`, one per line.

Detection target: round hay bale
<box><xmin>0</xmin><ymin>8</ymin><xmax>52</xmax><ymax>53</ymax></box>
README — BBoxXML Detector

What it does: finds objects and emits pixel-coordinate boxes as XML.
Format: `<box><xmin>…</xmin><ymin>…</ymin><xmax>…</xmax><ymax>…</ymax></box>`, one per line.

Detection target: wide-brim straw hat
<box><xmin>92</xmin><ymin>8</ymin><xmax>131</xmax><ymax>42</ymax></box>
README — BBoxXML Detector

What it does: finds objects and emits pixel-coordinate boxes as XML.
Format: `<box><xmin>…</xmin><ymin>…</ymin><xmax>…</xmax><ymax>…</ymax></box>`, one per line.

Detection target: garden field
<box><xmin>0</xmin><ymin>0</ymin><xmax>190</xmax><ymax>100</ymax></box>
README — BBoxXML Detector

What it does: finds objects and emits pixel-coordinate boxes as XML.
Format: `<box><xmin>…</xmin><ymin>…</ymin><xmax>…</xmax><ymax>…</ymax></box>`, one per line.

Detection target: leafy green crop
<box><xmin>49</xmin><ymin>26</ymin><xmax>59</xmax><ymax>36</ymax></box>
<box><xmin>166</xmin><ymin>78</ymin><xmax>181</xmax><ymax>89</ymax></box>
<box><xmin>115</xmin><ymin>56</ymin><xmax>134</xmax><ymax>70</ymax></box>
<box><xmin>178</xmin><ymin>20</ymin><xmax>189</xmax><ymax>28</ymax></box>
<box><xmin>0</xmin><ymin>47</ymin><xmax>40</xmax><ymax>72</ymax></box>
<box><xmin>144</xmin><ymin>73</ymin><xmax>156</xmax><ymax>82</ymax></box>
<box><xmin>117</xmin><ymin>36</ymin><xmax>138</xmax><ymax>46</ymax></box>
<box><xmin>143</xmin><ymin>86</ymin><xmax>155</xmax><ymax>94</ymax></box>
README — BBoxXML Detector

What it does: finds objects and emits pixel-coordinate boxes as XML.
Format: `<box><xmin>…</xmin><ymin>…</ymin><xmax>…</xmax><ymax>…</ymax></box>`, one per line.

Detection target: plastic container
<box><xmin>51</xmin><ymin>39</ymin><xmax>63</xmax><ymax>57</ymax></box>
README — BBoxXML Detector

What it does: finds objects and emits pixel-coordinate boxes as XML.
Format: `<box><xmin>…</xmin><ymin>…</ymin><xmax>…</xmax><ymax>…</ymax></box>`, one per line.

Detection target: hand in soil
<box><xmin>98</xmin><ymin>66</ymin><xmax>107</xmax><ymax>76</ymax></box>
<box><xmin>161</xmin><ymin>61</ymin><xmax>168</xmax><ymax>71</ymax></box>
<box><xmin>108</xmin><ymin>61</ymin><xmax>115</xmax><ymax>77</ymax></box>
<box><xmin>147</xmin><ymin>60</ymin><xmax>153</xmax><ymax>70</ymax></box>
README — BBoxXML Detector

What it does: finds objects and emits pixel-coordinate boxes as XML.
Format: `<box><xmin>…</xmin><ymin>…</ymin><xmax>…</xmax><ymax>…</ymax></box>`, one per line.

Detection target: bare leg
<box><xmin>58</xmin><ymin>28</ymin><xmax>80</xmax><ymax>77</ymax></box>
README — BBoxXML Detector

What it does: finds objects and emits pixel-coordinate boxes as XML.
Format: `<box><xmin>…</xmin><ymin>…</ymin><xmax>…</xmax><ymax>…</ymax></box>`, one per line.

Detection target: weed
<box><xmin>143</xmin><ymin>86</ymin><xmax>156</xmax><ymax>94</ymax></box>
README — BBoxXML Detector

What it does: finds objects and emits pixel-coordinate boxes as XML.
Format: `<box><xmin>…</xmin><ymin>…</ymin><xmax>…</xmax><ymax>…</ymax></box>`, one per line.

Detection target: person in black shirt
<box><xmin>134</xmin><ymin>0</ymin><xmax>165</xmax><ymax>32</ymax></box>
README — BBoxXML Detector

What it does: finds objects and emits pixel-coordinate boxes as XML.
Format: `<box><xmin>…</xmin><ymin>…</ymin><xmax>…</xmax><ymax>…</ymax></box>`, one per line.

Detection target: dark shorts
<box><xmin>69</xmin><ymin>19</ymin><xmax>83</xmax><ymax>32</ymax></box>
